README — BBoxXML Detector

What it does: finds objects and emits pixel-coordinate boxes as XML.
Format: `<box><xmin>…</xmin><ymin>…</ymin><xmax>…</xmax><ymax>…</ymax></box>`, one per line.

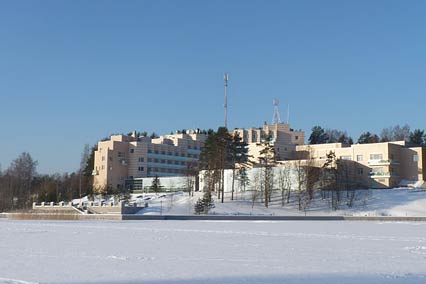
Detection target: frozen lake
<box><xmin>1</xmin><ymin>219</ymin><xmax>426</xmax><ymax>284</ymax></box>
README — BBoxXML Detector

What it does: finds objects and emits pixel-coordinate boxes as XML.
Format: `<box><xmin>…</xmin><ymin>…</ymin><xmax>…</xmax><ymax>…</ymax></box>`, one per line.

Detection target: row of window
<box><xmin>147</xmin><ymin>158</ymin><xmax>195</xmax><ymax>164</ymax></box>
<box><xmin>147</xmin><ymin>168</ymin><xmax>186</xmax><ymax>174</ymax></box>
<box><xmin>340</xmin><ymin>154</ymin><xmax>385</xmax><ymax>161</ymax></box>
<box><xmin>146</xmin><ymin>149</ymin><xmax>199</xmax><ymax>157</ymax></box>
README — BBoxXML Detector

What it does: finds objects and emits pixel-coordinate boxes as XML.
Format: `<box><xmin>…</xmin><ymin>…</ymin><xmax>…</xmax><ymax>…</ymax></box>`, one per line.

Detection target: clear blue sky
<box><xmin>1</xmin><ymin>0</ymin><xmax>426</xmax><ymax>174</ymax></box>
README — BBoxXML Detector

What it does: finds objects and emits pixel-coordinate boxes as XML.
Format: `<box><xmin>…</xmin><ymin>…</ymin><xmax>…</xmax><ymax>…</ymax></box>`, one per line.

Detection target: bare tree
<box><xmin>278</xmin><ymin>162</ymin><xmax>292</xmax><ymax>206</ymax></box>
<box><xmin>250</xmin><ymin>171</ymin><xmax>261</xmax><ymax>208</ymax></box>
<box><xmin>185</xmin><ymin>160</ymin><xmax>197</xmax><ymax>197</ymax></box>
<box><xmin>294</xmin><ymin>159</ymin><xmax>307</xmax><ymax>211</ymax></box>
<box><xmin>79</xmin><ymin>144</ymin><xmax>90</xmax><ymax>198</ymax></box>
<box><xmin>6</xmin><ymin>152</ymin><xmax>38</xmax><ymax>209</ymax></box>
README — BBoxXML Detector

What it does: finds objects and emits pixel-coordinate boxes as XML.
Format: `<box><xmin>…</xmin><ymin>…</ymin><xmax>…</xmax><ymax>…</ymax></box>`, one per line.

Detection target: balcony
<box><xmin>369</xmin><ymin>172</ymin><xmax>398</xmax><ymax>178</ymax></box>
<box><xmin>369</xmin><ymin>172</ymin><xmax>390</xmax><ymax>178</ymax></box>
<box><xmin>368</xmin><ymin>159</ymin><xmax>399</xmax><ymax>166</ymax></box>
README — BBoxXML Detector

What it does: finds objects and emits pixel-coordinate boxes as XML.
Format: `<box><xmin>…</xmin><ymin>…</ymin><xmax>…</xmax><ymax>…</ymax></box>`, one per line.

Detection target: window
<box><xmin>161</xmin><ymin>151</ymin><xmax>165</xmax><ymax>155</ymax></box>
<box><xmin>370</xmin><ymin>154</ymin><xmax>383</xmax><ymax>160</ymax></box>
<box><xmin>154</xmin><ymin>150</ymin><xmax>159</xmax><ymax>154</ymax></box>
<box><xmin>130</xmin><ymin>149</ymin><xmax>134</xmax><ymax>153</ymax></box>
<box><xmin>148</xmin><ymin>158</ymin><xmax>152</xmax><ymax>162</ymax></box>
<box><xmin>413</xmin><ymin>154</ymin><xmax>419</xmax><ymax>162</ymax></box>
<box><xmin>118</xmin><ymin>152</ymin><xmax>125</xmax><ymax>158</ymax></box>
<box><xmin>357</xmin><ymin>168</ymin><xmax>363</xmax><ymax>175</ymax></box>
<box><xmin>101</xmin><ymin>165</ymin><xmax>105</xmax><ymax>170</ymax></box>
<box><xmin>341</xmin><ymin>156</ymin><xmax>352</xmax><ymax>160</ymax></box>
<box><xmin>371</xmin><ymin>167</ymin><xmax>384</xmax><ymax>174</ymax></box>
<box><xmin>138</xmin><ymin>166</ymin><xmax>144</xmax><ymax>171</ymax></box>
<box><xmin>101</xmin><ymin>156</ymin><xmax>105</xmax><ymax>161</ymax></box>
<box><xmin>148</xmin><ymin>149</ymin><xmax>152</xmax><ymax>153</ymax></box>
<box><xmin>356</xmin><ymin>155</ymin><xmax>363</xmax><ymax>162</ymax></box>
<box><xmin>295</xmin><ymin>135</ymin><xmax>299</xmax><ymax>140</ymax></box>
<box><xmin>109</xmin><ymin>157</ymin><xmax>113</xmax><ymax>161</ymax></box>
<box><xmin>138</xmin><ymin>157</ymin><xmax>144</xmax><ymax>162</ymax></box>
<box><xmin>154</xmin><ymin>159</ymin><xmax>159</xmax><ymax>163</ymax></box>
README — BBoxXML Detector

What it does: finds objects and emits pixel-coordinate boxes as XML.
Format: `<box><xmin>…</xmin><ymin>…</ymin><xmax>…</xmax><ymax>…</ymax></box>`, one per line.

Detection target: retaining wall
<box><xmin>3</xmin><ymin>213</ymin><xmax>426</xmax><ymax>222</ymax></box>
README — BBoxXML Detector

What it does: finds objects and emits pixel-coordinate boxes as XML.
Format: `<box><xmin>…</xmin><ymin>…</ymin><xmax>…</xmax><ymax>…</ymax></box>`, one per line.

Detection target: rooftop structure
<box><xmin>295</xmin><ymin>141</ymin><xmax>426</xmax><ymax>188</ymax></box>
<box><xmin>92</xmin><ymin>131</ymin><xmax>207</xmax><ymax>191</ymax></box>
<box><xmin>232</xmin><ymin>122</ymin><xmax>305</xmax><ymax>162</ymax></box>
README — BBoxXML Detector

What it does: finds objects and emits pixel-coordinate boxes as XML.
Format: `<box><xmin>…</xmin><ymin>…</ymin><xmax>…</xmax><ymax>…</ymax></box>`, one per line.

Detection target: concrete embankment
<box><xmin>2</xmin><ymin>213</ymin><xmax>426</xmax><ymax>222</ymax></box>
<box><xmin>1</xmin><ymin>212</ymin><xmax>122</xmax><ymax>220</ymax></box>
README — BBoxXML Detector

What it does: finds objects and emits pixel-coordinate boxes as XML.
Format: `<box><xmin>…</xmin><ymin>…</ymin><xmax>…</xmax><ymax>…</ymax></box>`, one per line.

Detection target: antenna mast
<box><xmin>224</xmin><ymin>73</ymin><xmax>229</xmax><ymax>128</ymax></box>
<box><xmin>272</xmin><ymin>98</ymin><xmax>281</xmax><ymax>124</ymax></box>
<box><xmin>287</xmin><ymin>104</ymin><xmax>290</xmax><ymax>124</ymax></box>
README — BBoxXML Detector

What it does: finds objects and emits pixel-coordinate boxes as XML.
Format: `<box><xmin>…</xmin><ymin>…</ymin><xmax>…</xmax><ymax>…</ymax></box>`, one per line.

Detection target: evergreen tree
<box><xmin>409</xmin><ymin>129</ymin><xmax>425</xmax><ymax>145</ymax></box>
<box><xmin>228</xmin><ymin>133</ymin><xmax>249</xmax><ymax>200</ymax></box>
<box><xmin>193</xmin><ymin>191</ymin><xmax>214</xmax><ymax>214</ymax></box>
<box><xmin>151</xmin><ymin>175</ymin><xmax>161</xmax><ymax>193</ymax></box>
<box><xmin>257</xmin><ymin>136</ymin><xmax>276</xmax><ymax>208</ymax></box>
<box><xmin>199</xmin><ymin>127</ymin><xmax>232</xmax><ymax>203</ymax></box>
<box><xmin>357</xmin><ymin>132</ymin><xmax>379</xmax><ymax>144</ymax></box>
<box><xmin>309</xmin><ymin>126</ymin><xmax>328</xmax><ymax>144</ymax></box>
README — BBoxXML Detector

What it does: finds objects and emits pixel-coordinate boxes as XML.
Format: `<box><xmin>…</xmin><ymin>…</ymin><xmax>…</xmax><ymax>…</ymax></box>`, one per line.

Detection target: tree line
<box><xmin>309</xmin><ymin>124</ymin><xmax>426</xmax><ymax>145</ymax></box>
<box><xmin>0</xmin><ymin>145</ymin><xmax>96</xmax><ymax>212</ymax></box>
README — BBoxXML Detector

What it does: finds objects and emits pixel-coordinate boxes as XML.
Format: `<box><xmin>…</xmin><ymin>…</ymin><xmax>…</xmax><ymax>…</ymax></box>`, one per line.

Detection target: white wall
<box><xmin>140</xmin><ymin>176</ymin><xmax>194</xmax><ymax>191</ymax></box>
<box><xmin>199</xmin><ymin>165</ymin><xmax>302</xmax><ymax>193</ymax></box>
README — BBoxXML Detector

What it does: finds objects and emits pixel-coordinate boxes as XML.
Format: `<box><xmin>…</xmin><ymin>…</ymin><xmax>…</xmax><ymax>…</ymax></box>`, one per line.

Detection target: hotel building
<box><xmin>295</xmin><ymin>141</ymin><xmax>426</xmax><ymax>188</ymax></box>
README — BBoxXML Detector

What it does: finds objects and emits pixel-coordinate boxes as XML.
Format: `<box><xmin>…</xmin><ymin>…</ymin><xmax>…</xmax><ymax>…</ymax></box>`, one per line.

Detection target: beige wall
<box><xmin>93</xmin><ymin>132</ymin><xmax>206</xmax><ymax>191</ymax></box>
<box><xmin>295</xmin><ymin>141</ymin><xmax>425</xmax><ymax>188</ymax></box>
<box><xmin>233</xmin><ymin>122</ymin><xmax>305</xmax><ymax>163</ymax></box>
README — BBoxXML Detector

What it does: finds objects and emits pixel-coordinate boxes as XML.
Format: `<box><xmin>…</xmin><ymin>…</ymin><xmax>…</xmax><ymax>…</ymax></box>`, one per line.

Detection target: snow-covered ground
<box><xmin>1</xmin><ymin>219</ymin><xmax>426</xmax><ymax>283</ymax></box>
<box><xmin>136</xmin><ymin>188</ymin><xmax>426</xmax><ymax>216</ymax></box>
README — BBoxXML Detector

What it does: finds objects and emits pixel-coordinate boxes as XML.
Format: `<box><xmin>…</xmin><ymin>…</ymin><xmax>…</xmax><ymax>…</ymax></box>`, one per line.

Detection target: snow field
<box><xmin>1</xmin><ymin>219</ymin><xmax>426</xmax><ymax>283</ymax></box>
<box><xmin>136</xmin><ymin>188</ymin><xmax>426</xmax><ymax>217</ymax></box>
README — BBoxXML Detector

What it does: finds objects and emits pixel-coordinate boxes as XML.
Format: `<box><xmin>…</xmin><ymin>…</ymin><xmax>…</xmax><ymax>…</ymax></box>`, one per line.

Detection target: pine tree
<box><xmin>409</xmin><ymin>129</ymin><xmax>425</xmax><ymax>145</ymax></box>
<box><xmin>229</xmin><ymin>133</ymin><xmax>249</xmax><ymax>200</ymax></box>
<box><xmin>257</xmin><ymin>136</ymin><xmax>276</xmax><ymax>208</ymax></box>
<box><xmin>151</xmin><ymin>175</ymin><xmax>161</xmax><ymax>193</ymax></box>
<box><xmin>357</xmin><ymin>132</ymin><xmax>379</xmax><ymax>144</ymax></box>
<box><xmin>193</xmin><ymin>191</ymin><xmax>214</xmax><ymax>214</ymax></box>
<box><xmin>309</xmin><ymin>126</ymin><xmax>328</xmax><ymax>144</ymax></box>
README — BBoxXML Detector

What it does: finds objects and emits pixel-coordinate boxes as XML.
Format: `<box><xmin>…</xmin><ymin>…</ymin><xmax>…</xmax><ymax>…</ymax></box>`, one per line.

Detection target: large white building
<box><xmin>92</xmin><ymin>131</ymin><xmax>207</xmax><ymax>191</ymax></box>
<box><xmin>92</xmin><ymin>123</ymin><xmax>305</xmax><ymax>192</ymax></box>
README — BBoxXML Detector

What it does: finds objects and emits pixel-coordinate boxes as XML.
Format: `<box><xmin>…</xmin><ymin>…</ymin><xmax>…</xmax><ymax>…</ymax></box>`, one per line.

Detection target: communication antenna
<box><xmin>272</xmin><ymin>98</ymin><xmax>281</xmax><ymax>124</ymax></box>
<box><xmin>224</xmin><ymin>73</ymin><xmax>229</xmax><ymax>128</ymax></box>
<box><xmin>287</xmin><ymin>104</ymin><xmax>290</xmax><ymax>124</ymax></box>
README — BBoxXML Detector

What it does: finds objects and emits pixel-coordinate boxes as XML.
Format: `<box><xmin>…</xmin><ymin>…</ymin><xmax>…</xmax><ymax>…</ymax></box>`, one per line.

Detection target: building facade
<box><xmin>92</xmin><ymin>131</ymin><xmax>207</xmax><ymax>191</ymax></box>
<box><xmin>295</xmin><ymin>141</ymin><xmax>426</xmax><ymax>188</ymax></box>
<box><xmin>232</xmin><ymin>122</ymin><xmax>305</xmax><ymax>163</ymax></box>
